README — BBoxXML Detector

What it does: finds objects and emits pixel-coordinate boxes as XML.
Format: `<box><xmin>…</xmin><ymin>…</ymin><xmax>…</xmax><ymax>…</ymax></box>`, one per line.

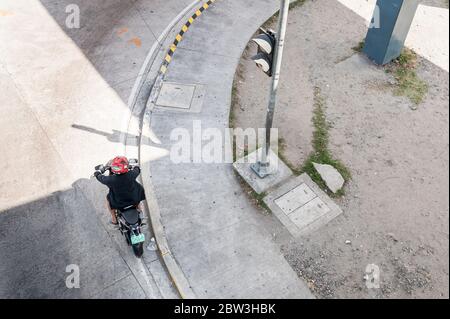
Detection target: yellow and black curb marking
<box><xmin>159</xmin><ymin>0</ymin><xmax>216</xmax><ymax>74</ymax></box>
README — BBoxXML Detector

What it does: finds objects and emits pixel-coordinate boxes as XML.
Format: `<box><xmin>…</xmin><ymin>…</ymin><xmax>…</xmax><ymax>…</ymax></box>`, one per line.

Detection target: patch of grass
<box><xmin>230</xmin><ymin>56</ymin><xmax>246</xmax><ymax>130</ymax></box>
<box><xmin>352</xmin><ymin>40</ymin><xmax>365</xmax><ymax>53</ymax></box>
<box><xmin>386</xmin><ymin>48</ymin><xmax>428</xmax><ymax>106</ymax></box>
<box><xmin>299</xmin><ymin>87</ymin><xmax>351</xmax><ymax>197</ymax></box>
<box><xmin>230</xmin><ymin>80</ymin><xmax>239</xmax><ymax>162</ymax></box>
<box><xmin>234</xmin><ymin>171</ymin><xmax>271</xmax><ymax>214</ymax></box>
<box><xmin>289</xmin><ymin>0</ymin><xmax>307</xmax><ymax>10</ymax></box>
<box><xmin>254</xmin><ymin>191</ymin><xmax>270</xmax><ymax>212</ymax></box>
<box><xmin>230</xmin><ymin>82</ymin><xmax>238</xmax><ymax>128</ymax></box>
<box><xmin>354</xmin><ymin>40</ymin><xmax>429</xmax><ymax>106</ymax></box>
<box><xmin>394</xmin><ymin>68</ymin><xmax>428</xmax><ymax>105</ymax></box>
<box><xmin>230</xmin><ymin>43</ymin><xmax>251</xmax><ymax>128</ymax></box>
<box><xmin>230</xmin><ymin>49</ymin><xmax>250</xmax><ymax>162</ymax></box>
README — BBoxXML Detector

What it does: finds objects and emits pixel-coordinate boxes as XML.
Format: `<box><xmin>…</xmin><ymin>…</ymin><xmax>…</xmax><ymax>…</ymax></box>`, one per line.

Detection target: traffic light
<box><xmin>251</xmin><ymin>29</ymin><xmax>276</xmax><ymax>77</ymax></box>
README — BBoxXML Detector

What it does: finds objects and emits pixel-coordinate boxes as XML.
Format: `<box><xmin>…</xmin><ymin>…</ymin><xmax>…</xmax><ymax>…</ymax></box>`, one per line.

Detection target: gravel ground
<box><xmin>233</xmin><ymin>0</ymin><xmax>449</xmax><ymax>299</ymax></box>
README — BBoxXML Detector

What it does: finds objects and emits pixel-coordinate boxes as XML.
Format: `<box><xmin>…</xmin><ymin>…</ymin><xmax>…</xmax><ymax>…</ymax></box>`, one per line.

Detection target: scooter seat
<box><xmin>120</xmin><ymin>208</ymin><xmax>140</xmax><ymax>225</ymax></box>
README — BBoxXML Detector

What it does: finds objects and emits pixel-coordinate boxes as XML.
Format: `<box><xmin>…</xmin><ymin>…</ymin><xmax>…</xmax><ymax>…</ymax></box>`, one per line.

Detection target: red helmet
<box><xmin>110</xmin><ymin>156</ymin><xmax>129</xmax><ymax>175</ymax></box>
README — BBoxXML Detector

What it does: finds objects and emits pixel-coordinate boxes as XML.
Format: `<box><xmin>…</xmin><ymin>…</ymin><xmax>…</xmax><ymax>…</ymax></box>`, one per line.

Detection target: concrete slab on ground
<box><xmin>156</xmin><ymin>82</ymin><xmax>196</xmax><ymax>109</ymax></box>
<box><xmin>155</xmin><ymin>81</ymin><xmax>206</xmax><ymax>113</ymax></box>
<box><xmin>264</xmin><ymin>174</ymin><xmax>343</xmax><ymax>238</ymax></box>
<box><xmin>233</xmin><ymin>149</ymin><xmax>293</xmax><ymax>194</ymax></box>
<box><xmin>91</xmin><ymin>275</ymin><xmax>147</xmax><ymax>299</ymax></box>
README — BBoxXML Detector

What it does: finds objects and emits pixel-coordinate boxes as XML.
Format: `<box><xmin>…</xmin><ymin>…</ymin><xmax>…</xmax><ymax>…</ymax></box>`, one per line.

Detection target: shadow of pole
<box><xmin>71</xmin><ymin>124</ymin><xmax>156</xmax><ymax>147</ymax></box>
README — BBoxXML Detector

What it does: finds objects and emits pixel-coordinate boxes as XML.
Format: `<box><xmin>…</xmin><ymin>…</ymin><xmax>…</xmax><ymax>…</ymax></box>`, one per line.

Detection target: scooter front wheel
<box><xmin>132</xmin><ymin>243</ymin><xmax>144</xmax><ymax>258</ymax></box>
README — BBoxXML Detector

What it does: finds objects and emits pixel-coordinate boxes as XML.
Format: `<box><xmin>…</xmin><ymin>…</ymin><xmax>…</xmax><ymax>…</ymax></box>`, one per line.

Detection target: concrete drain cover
<box><xmin>264</xmin><ymin>174</ymin><xmax>343</xmax><ymax>238</ymax></box>
<box><xmin>156</xmin><ymin>82</ymin><xmax>196</xmax><ymax>109</ymax></box>
<box><xmin>155</xmin><ymin>82</ymin><xmax>205</xmax><ymax>113</ymax></box>
<box><xmin>289</xmin><ymin>197</ymin><xmax>331</xmax><ymax>230</ymax></box>
<box><xmin>274</xmin><ymin>183</ymin><xmax>316</xmax><ymax>214</ymax></box>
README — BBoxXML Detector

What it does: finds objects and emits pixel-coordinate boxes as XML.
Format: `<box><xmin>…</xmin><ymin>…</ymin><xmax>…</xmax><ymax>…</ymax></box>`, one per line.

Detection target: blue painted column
<box><xmin>364</xmin><ymin>0</ymin><xmax>419</xmax><ymax>65</ymax></box>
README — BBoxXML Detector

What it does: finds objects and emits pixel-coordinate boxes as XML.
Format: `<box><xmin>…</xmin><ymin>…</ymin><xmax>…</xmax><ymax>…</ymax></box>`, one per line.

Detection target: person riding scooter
<box><xmin>94</xmin><ymin>156</ymin><xmax>146</xmax><ymax>225</ymax></box>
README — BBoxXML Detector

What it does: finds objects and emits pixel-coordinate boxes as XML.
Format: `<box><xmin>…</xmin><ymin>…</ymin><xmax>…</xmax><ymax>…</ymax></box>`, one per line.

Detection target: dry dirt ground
<box><xmin>232</xmin><ymin>0</ymin><xmax>449</xmax><ymax>299</ymax></box>
<box><xmin>422</xmin><ymin>0</ymin><xmax>449</xmax><ymax>8</ymax></box>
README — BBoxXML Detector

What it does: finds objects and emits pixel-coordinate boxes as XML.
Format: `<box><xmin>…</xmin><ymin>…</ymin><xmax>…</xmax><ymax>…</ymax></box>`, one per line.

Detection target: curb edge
<box><xmin>137</xmin><ymin>0</ymin><xmax>217</xmax><ymax>300</ymax></box>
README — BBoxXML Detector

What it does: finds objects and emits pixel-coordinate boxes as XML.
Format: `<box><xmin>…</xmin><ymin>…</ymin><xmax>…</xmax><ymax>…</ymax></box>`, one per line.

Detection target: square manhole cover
<box><xmin>156</xmin><ymin>82</ymin><xmax>196</xmax><ymax>109</ymax></box>
<box><xmin>289</xmin><ymin>197</ymin><xmax>331</xmax><ymax>230</ymax></box>
<box><xmin>263</xmin><ymin>174</ymin><xmax>343</xmax><ymax>238</ymax></box>
<box><xmin>274</xmin><ymin>183</ymin><xmax>316</xmax><ymax>214</ymax></box>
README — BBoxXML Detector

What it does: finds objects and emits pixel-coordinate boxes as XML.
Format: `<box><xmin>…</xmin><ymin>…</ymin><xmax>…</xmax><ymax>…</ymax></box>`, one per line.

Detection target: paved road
<box><xmin>0</xmin><ymin>0</ymin><xmax>194</xmax><ymax>298</ymax></box>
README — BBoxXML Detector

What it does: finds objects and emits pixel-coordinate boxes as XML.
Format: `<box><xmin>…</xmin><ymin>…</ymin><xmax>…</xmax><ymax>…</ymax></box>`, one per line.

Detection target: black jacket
<box><xmin>95</xmin><ymin>167</ymin><xmax>146</xmax><ymax>209</ymax></box>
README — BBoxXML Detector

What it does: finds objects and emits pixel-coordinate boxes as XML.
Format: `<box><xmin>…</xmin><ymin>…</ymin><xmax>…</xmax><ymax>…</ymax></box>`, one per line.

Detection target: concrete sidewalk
<box><xmin>142</xmin><ymin>0</ymin><xmax>314</xmax><ymax>298</ymax></box>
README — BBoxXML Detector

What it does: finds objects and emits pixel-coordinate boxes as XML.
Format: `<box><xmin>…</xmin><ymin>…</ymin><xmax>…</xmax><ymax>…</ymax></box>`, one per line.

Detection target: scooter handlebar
<box><xmin>94</xmin><ymin>164</ymin><xmax>109</xmax><ymax>173</ymax></box>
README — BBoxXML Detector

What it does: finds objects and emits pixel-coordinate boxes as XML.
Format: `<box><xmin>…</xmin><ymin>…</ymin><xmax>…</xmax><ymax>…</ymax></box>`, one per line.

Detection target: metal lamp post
<box><xmin>251</xmin><ymin>0</ymin><xmax>290</xmax><ymax>178</ymax></box>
